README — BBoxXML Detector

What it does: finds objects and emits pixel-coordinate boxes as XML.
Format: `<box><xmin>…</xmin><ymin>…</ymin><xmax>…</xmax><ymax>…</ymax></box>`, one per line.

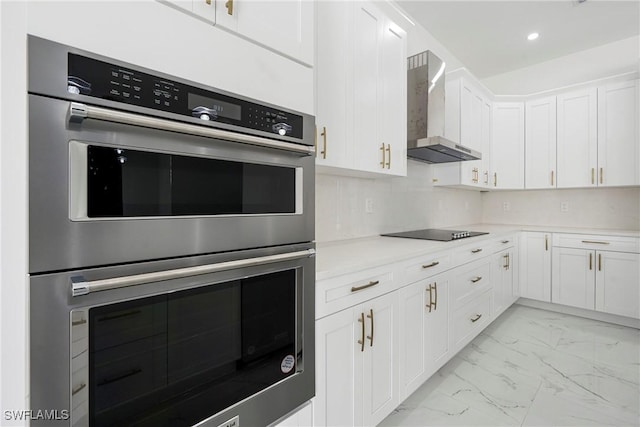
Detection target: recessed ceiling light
<box><xmin>527</xmin><ymin>32</ymin><xmax>539</xmax><ymax>41</ymax></box>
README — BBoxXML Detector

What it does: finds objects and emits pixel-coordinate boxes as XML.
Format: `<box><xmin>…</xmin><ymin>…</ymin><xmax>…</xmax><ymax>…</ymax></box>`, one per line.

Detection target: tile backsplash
<box><xmin>315</xmin><ymin>161</ymin><xmax>483</xmax><ymax>242</ymax></box>
<box><xmin>482</xmin><ymin>187</ymin><xmax>640</xmax><ymax>231</ymax></box>
<box><xmin>316</xmin><ymin>163</ymin><xmax>640</xmax><ymax>242</ymax></box>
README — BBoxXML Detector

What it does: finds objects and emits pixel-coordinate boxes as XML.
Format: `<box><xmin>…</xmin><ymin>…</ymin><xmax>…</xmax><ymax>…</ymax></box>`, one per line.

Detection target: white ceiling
<box><xmin>396</xmin><ymin>0</ymin><xmax>640</xmax><ymax>79</ymax></box>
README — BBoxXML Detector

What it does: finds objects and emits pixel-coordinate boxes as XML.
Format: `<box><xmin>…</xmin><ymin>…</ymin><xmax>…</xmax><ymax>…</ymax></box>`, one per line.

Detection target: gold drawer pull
<box><xmin>501</xmin><ymin>240</ymin><xmax>510</xmax><ymax>244</ymax></box>
<box><xmin>225</xmin><ymin>0</ymin><xmax>234</xmax><ymax>15</ymax></box>
<box><xmin>589</xmin><ymin>253</ymin><xmax>593</xmax><ymax>270</ymax></box>
<box><xmin>545</xmin><ymin>235</ymin><xmax>549</xmax><ymax>251</ymax></box>
<box><xmin>426</xmin><ymin>285</ymin><xmax>433</xmax><ymax>312</ymax></box>
<box><xmin>357</xmin><ymin>312</ymin><xmax>365</xmax><ymax>352</ymax></box>
<box><xmin>351</xmin><ymin>280</ymin><xmax>380</xmax><ymax>292</ymax></box>
<box><xmin>581</xmin><ymin>240</ymin><xmax>610</xmax><ymax>245</ymax></box>
<box><xmin>432</xmin><ymin>282</ymin><xmax>438</xmax><ymax>310</ymax></box>
<box><xmin>470</xmin><ymin>314</ymin><xmax>482</xmax><ymax>323</ymax></box>
<box><xmin>471</xmin><ymin>276</ymin><xmax>482</xmax><ymax>283</ymax></box>
<box><xmin>471</xmin><ymin>248</ymin><xmax>483</xmax><ymax>254</ymax></box>
<box><xmin>598</xmin><ymin>253</ymin><xmax>602</xmax><ymax>271</ymax></box>
<box><xmin>379</xmin><ymin>143</ymin><xmax>386</xmax><ymax>168</ymax></box>
<box><xmin>422</xmin><ymin>261</ymin><xmax>440</xmax><ymax>269</ymax></box>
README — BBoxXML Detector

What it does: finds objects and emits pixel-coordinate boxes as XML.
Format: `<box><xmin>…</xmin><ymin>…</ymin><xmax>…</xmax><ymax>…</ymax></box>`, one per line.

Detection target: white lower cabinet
<box><xmin>493</xmin><ymin>246</ymin><xmax>515</xmax><ymax>317</ymax></box>
<box><xmin>519</xmin><ymin>232</ymin><xmax>552</xmax><ymax>302</ymax></box>
<box><xmin>398</xmin><ymin>273</ymin><xmax>450</xmax><ymax>401</ymax></box>
<box><xmin>551</xmin><ymin>234</ymin><xmax>640</xmax><ymax>319</ymax></box>
<box><xmin>315</xmin><ymin>291</ymin><xmax>398</xmax><ymax>427</ymax></box>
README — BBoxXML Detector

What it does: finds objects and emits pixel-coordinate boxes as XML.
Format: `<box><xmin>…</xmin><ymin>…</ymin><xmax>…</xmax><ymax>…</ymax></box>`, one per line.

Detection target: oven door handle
<box><xmin>71</xmin><ymin>248</ymin><xmax>316</xmax><ymax>297</ymax></box>
<box><xmin>68</xmin><ymin>102</ymin><xmax>315</xmax><ymax>156</ymax></box>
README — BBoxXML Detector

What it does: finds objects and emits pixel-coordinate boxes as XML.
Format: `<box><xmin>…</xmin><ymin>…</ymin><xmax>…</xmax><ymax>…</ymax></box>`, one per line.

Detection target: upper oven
<box><xmin>27</xmin><ymin>36</ymin><xmax>315</xmax><ymax>274</ymax></box>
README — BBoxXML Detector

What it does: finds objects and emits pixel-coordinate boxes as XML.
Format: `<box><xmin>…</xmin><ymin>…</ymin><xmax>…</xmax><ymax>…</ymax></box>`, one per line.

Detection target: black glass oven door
<box><xmin>85</xmin><ymin>269</ymin><xmax>298</xmax><ymax>427</ymax></box>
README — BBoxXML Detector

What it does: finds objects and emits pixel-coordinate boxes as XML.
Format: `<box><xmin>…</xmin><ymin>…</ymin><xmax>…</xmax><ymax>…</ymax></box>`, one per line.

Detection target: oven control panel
<box><xmin>67</xmin><ymin>53</ymin><xmax>303</xmax><ymax>139</ymax></box>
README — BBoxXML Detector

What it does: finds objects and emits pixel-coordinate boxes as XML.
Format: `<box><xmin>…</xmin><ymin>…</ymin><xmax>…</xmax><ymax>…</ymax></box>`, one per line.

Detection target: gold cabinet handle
<box><xmin>379</xmin><ymin>143</ymin><xmax>386</xmax><ymax>168</ymax></box>
<box><xmin>501</xmin><ymin>240</ymin><xmax>510</xmax><ymax>244</ymax></box>
<box><xmin>598</xmin><ymin>253</ymin><xmax>602</xmax><ymax>271</ymax></box>
<box><xmin>581</xmin><ymin>240</ymin><xmax>610</xmax><ymax>245</ymax></box>
<box><xmin>357</xmin><ymin>312</ymin><xmax>365</xmax><ymax>352</ymax></box>
<box><xmin>471</xmin><ymin>248</ymin><xmax>483</xmax><ymax>254</ymax></box>
<box><xmin>600</xmin><ymin>167</ymin><xmax>603</xmax><ymax>184</ymax></box>
<box><xmin>470</xmin><ymin>314</ymin><xmax>482</xmax><ymax>323</ymax></box>
<box><xmin>432</xmin><ymin>282</ymin><xmax>438</xmax><ymax>310</ymax></box>
<box><xmin>422</xmin><ymin>261</ymin><xmax>440</xmax><ymax>269</ymax></box>
<box><xmin>545</xmin><ymin>235</ymin><xmax>549</xmax><ymax>251</ymax></box>
<box><xmin>591</xmin><ymin>168</ymin><xmax>595</xmax><ymax>184</ymax></box>
<box><xmin>366</xmin><ymin>309</ymin><xmax>374</xmax><ymax>347</ymax></box>
<box><xmin>494</xmin><ymin>172</ymin><xmax>497</xmax><ymax>187</ymax></box>
<box><xmin>589</xmin><ymin>252</ymin><xmax>593</xmax><ymax>270</ymax></box>
<box><xmin>205</xmin><ymin>0</ymin><xmax>211</xmax><ymax>5</ymax></box>
<box><xmin>551</xmin><ymin>170</ymin><xmax>554</xmax><ymax>186</ymax></box>
<box><xmin>319</xmin><ymin>126</ymin><xmax>327</xmax><ymax>159</ymax></box>
<box><xmin>471</xmin><ymin>276</ymin><xmax>482</xmax><ymax>283</ymax></box>
<box><xmin>426</xmin><ymin>285</ymin><xmax>433</xmax><ymax>312</ymax></box>
<box><xmin>484</xmin><ymin>171</ymin><xmax>489</xmax><ymax>185</ymax></box>
<box><xmin>225</xmin><ymin>0</ymin><xmax>234</xmax><ymax>15</ymax></box>
<box><xmin>385</xmin><ymin>144</ymin><xmax>391</xmax><ymax>169</ymax></box>
<box><xmin>351</xmin><ymin>280</ymin><xmax>379</xmax><ymax>293</ymax></box>
<box><xmin>503</xmin><ymin>254</ymin><xmax>509</xmax><ymax>269</ymax></box>
<box><xmin>507</xmin><ymin>253</ymin><xmax>510</xmax><ymax>270</ymax></box>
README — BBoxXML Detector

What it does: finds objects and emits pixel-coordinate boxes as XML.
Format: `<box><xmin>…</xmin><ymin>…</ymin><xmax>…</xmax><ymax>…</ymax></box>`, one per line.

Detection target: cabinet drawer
<box><xmin>316</xmin><ymin>266</ymin><xmax>395</xmax><ymax>319</ymax></box>
<box><xmin>402</xmin><ymin>252</ymin><xmax>452</xmax><ymax>285</ymax></box>
<box><xmin>453</xmin><ymin>240</ymin><xmax>493</xmax><ymax>265</ymax></box>
<box><xmin>451</xmin><ymin>259</ymin><xmax>492</xmax><ymax>309</ymax></box>
<box><xmin>452</xmin><ymin>290</ymin><xmax>492</xmax><ymax>349</ymax></box>
<box><xmin>552</xmin><ymin>233</ymin><xmax>640</xmax><ymax>253</ymax></box>
<box><xmin>490</xmin><ymin>235</ymin><xmax>516</xmax><ymax>252</ymax></box>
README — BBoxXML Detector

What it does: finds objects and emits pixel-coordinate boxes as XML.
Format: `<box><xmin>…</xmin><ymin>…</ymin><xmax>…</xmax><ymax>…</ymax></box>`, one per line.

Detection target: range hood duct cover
<box><xmin>407</xmin><ymin>51</ymin><xmax>481</xmax><ymax>163</ymax></box>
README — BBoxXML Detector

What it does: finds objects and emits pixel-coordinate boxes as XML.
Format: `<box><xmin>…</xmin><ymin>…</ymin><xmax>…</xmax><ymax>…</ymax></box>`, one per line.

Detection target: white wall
<box><xmin>482</xmin><ymin>188</ymin><xmax>640</xmax><ymax>231</ymax></box>
<box><xmin>482</xmin><ymin>36</ymin><xmax>640</xmax><ymax>96</ymax></box>
<box><xmin>0</xmin><ymin>2</ymin><xmax>28</xmax><ymax>424</ymax></box>
<box><xmin>316</xmin><ymin>161</ymin><xmax>483</xmax><ymax>242</ymax></box>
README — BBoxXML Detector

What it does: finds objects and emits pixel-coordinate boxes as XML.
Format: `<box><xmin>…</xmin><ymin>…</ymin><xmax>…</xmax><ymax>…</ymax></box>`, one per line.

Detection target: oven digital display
<box><xmin>188</xmin><ymin>93</ymin><xmax>242</xmax><ymax>120</ymax></box>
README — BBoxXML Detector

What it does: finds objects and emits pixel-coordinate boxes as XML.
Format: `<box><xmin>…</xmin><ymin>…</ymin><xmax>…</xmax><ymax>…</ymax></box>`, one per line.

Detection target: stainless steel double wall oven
<box><xmin>28</xmin><ymin>36</ymin><xmax>316</xmax><ymax>427</ymax></box>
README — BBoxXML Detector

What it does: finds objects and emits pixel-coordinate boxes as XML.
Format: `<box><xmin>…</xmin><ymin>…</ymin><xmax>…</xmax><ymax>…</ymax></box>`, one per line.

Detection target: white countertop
<box><xmin>316</xmin><ymin>223</ymin><xmax>640</xmax><ymax>281</ymax></box>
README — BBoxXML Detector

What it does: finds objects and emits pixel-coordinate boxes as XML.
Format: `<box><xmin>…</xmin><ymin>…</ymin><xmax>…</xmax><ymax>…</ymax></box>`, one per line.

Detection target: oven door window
<box><xmin>78</xmin><ymin>144</ymin><xmax>297</xmax><ymax>218</ymax></box>
<box><xmin>87</xmin><ymin>269</ymin><xmax>297</xmax><ymax>427</ymax></box>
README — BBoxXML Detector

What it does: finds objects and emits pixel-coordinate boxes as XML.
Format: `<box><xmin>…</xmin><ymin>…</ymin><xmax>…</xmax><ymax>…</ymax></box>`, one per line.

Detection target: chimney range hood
<box><xmin>407</xmin><ymin>51</ymin><xmax>481</xmax><ymax>163</ymax></box>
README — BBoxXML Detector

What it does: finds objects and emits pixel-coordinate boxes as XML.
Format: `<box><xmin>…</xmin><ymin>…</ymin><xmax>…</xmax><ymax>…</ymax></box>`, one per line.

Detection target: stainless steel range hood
<box><xmin>407</xmin><ymin>51</ymin><xmax>481</xmax><ymax>163</ymax></box>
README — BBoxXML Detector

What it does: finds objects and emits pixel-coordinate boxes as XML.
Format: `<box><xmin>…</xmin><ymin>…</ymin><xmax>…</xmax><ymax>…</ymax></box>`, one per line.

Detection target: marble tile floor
<box><xmin>380</xmin><ymin>304</ymin><xmax>640</xmax><ymax>427</ymax></box>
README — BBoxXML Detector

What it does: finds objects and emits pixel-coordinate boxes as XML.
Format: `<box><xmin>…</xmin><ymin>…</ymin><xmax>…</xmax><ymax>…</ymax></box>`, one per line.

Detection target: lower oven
<box><xmin>30</xmin><ymin>243</ymin><xmax>315</xmax><ymax>427</ymax></box>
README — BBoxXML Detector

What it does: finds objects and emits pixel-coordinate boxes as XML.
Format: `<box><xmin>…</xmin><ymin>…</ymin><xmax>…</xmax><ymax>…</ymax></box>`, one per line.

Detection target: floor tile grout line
<box><xmin>520</xmin><ymin>382</ymin><xmax>543</xmax><ymax>427</ymax></box>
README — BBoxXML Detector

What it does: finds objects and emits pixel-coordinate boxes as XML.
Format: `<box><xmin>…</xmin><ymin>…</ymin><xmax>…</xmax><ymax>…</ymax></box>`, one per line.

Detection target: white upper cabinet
<box><xmin>491</xmin><ymin>102</ymin><xmax>525</xmax><ymax>189</ymax></box>
<box><xmin>316</xmin><ymin>1</ymin><xmax>407</xmax><ymax>177</ymax></box>
<box><xmin>556</xmin><ymin>87</ymin><xmax>598</xmax><ymax>188</ymax></box>
<box><xmin>597</xmin><ymin>79</ymin><xmax>639</xmax><ymax>187</ymax></box>
<box><xmin>163</xmin><ymin>0</ymin><xmax>216</xmax><ymax>22</ymax></box>
<box><xmin>215</xmin><ymin>0</ymin><xmax>314</xmax><ymax>65</ymax></box>
<box><xmin>434</xmin><ymin>76</ymin><xmax>491</xmax><ymax>188</ymax></box>
<box><xmin>525</xmin><ymin>96</ymin><xmax>557</xmax><ymax>189</ymax></box>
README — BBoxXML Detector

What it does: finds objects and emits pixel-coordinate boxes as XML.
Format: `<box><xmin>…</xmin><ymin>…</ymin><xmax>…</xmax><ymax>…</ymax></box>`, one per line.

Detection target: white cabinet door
<box><xmin>552</xmin><ymin>247</ymin><xmax>596</xmax><ymax>310</ymax></box>
<box><xmin>480</xmin><ymin>99</ymin><xmax>493</xmax><ymax>187</ymax></box>
<box><xmin>164</xmin><ymin>0</ymin><xmax>216</xmax><ymax>22</ymax></box>
<box><xmin>597</xmin><ymin>79</ymin><xmax>639</xmax><ymax>187</ymax></box>
<box><xmin>491</xmin><ymin>102</ymin><xmax>525</xmax><ymax>189</ymax></box>
<box><xmin>315</xmin><ymin>0</ymin><xmax>352</xmax><ymax>168</ymax></box>
<box><xmin>492</xmin><ymin>249</ymin><xmax>513</xmax><ymax>317</ymax></box>
<box><xmin>557</xmin><ymin>88</ymin><xmax>598</xmax><ymax>188</ymax></box>
<box><xmin>424</xmin><ymin>275</ymin><xmax>450</xmax><ymax>377</ymax></box>
<box><xmin>215</xmin><ymin>0</ymin><xmax>313</xmax><ymax>65</ymax></box>
<box><xmin>519</xmin><ymin>232</ymin><xmax>552</xmax><ymax>302</ymax></box>
<box><xmin>315</xmin><ymin>308</ymin><xmax>361</xmax><ymax>427</ymax></box>
<box><xmin>525</xmin><ymin>96</ymin><xmax>557</xmax><ymax>189</ymax></box>
<box><xmin>595</xmin><ymin>251</ymin><xmax>640</xmax><ymax>319</ymax></box>
<box><xmin>398</xmin><ymin>281</ymin><xmax>427</xmax><ymax>401</ymax></box>
<box><xmin>362</xmin><ymin>292</ymin><xmax>398</xmax><ymax>427</ymax></box>
<box><xmin>379</xmin><ymin>19</ymin><xmax>407</xmax><ymax>176</ymax></box>
<box><xmin>460</xmin><ymin>81</ymin><xmax>483</xmax><ymax>187</ymax></box>
<box><xmin>353</xmin><ymin>2</ymin><xmax>383</xmax><ymax>174</ymax></box>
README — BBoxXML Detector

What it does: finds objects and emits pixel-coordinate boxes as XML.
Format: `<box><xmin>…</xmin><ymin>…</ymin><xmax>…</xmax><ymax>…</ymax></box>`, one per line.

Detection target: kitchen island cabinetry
<box><xmin>551</xmin><ymin>234</ymin><xmax>640</xmax><ymax>319</ymax></box>
<box><xmin>315</xmin><ymin>1</ymin><xmax>407</xmax><ymax>176</ymax></box>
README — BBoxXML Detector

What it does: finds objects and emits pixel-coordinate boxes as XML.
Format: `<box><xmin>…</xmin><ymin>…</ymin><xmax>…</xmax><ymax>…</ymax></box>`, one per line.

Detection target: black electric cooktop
<box><xmin>381</xmin><ymin>229</ymin><xmax>489</xmax><ymax>242</ymax></box>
